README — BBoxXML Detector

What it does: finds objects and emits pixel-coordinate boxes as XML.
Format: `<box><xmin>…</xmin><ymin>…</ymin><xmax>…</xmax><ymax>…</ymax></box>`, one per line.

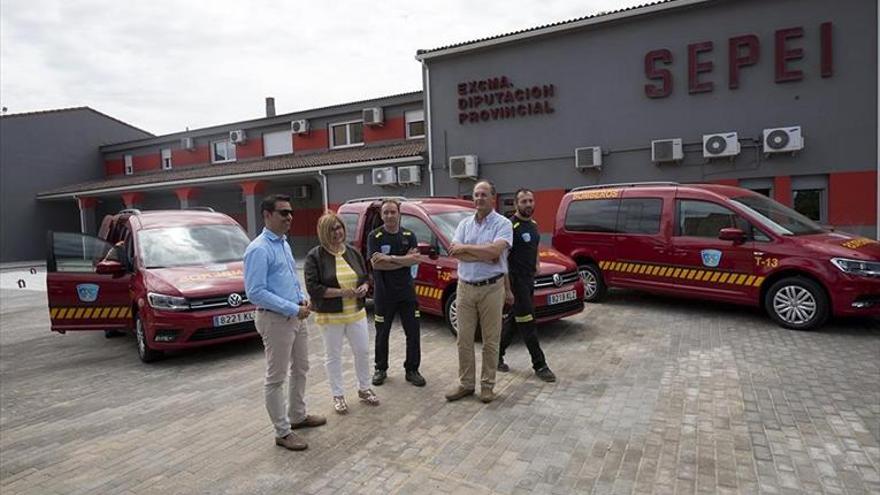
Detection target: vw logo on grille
<box><xmin>552</xmin><ymin>273</ymin><xmax>564</xmax><ymax>287</ymax></box>
<box><xmin>227</xmin><ymin>293</ymin><xmax>243</xmax><ymax>308</ymax></box>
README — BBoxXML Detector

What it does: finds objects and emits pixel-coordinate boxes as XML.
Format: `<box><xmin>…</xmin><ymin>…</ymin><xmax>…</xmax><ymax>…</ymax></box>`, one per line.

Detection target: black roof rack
<box><xmin>343</xmin><ymin>196</ymin><xmax>409</xmax><ymax>205</ymax></box>
<box><xmin>570</xmin><ymin>182</ymin><xmax>680</xmax><ymax>192</ymax></box>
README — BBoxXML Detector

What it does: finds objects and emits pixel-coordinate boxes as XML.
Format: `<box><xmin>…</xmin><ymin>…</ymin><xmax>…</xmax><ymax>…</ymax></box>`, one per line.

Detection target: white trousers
<box><xmin>320</xmin><ymin>317</ymin><xmax>372</xmax><ymax>397</ymax></box>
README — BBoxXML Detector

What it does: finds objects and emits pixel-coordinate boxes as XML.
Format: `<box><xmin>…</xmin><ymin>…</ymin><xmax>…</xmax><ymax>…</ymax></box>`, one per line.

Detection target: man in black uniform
<box><xmin>368</xmin><ymin>199</ymin><xmax>426</xmax><ymax>387</ymax></box>
<box><xmin>499</xmin><ymin>189</ymin><xmax>557</xmax><ymax>382</ymax></box>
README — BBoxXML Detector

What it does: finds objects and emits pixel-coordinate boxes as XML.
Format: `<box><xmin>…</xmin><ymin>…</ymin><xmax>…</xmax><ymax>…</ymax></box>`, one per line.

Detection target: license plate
<box><xmin>213</xmin><ymin>311</ymin><xmax>255</xmax><ymax>327</ymax></box>
<box><xmin>547</xmin><ymin>290</ymin><xmax>577</xmax><ymax>305</ymax></box>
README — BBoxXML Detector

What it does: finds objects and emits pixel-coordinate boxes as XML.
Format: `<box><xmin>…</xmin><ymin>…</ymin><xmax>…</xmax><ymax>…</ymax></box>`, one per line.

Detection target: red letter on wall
<box><xmin>775</xmin><ymin>27</ymin><xmax>804</xmax><ymax>83</ymax></box>
<box><xmin>821</xmin><ymin>22</ymin><xmax>833</xmax><ymax>78</ymax></box>
<box><xmin>688</xmin><ymin>41</ymin><xmax>714</xmax><ymax>94</ymax></box>
<box><xmin>645</xmin><ymin>49</ymin><xmax>673</xmax><ymax>98</ymax></box>
<box><xmin>728</xmin><ymin>34</ymin><xmax>760</xmax><ymax>89</ymax></box>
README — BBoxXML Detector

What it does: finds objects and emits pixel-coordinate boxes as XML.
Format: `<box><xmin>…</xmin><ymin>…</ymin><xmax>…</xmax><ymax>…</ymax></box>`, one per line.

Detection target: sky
<box><xmin>1</xmin><ymin>0</ymin><xmax>648</xmax><ymax>136</ymax></box>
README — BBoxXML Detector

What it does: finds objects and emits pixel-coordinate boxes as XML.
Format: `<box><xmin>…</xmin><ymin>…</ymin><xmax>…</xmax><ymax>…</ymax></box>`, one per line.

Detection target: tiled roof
<box><xmin>0</xmin><ymin>106</ymin><xmax>153</xmax><ymax>136</ymax></box>
<box><xmin>416</xmin><ymin>0</ymin><xmax>692</xmax><ymax>57</ymax></box>
<box><xmin>38</xmin><ymin>141</ymin><xmax>425</xmax><ymax>198</ymax></box>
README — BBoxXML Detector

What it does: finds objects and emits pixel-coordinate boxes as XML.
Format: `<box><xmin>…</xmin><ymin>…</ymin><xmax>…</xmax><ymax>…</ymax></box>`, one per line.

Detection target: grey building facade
<box><xmin>1</xmin><ymin>108</ymin><xmax>152</xmax><ymax>262</ymax></box>
<box><xmin>417</xmin><ymin>0</ymin><xmax>879</xmax><ymax>238</ymax></box>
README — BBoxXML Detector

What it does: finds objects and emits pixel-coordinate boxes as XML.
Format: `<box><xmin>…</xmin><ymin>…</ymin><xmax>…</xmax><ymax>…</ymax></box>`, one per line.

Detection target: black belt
<box><xmin>461</xmin><ymin>274</ymin><xmax>504</xmax><ymax>287</ymax></box>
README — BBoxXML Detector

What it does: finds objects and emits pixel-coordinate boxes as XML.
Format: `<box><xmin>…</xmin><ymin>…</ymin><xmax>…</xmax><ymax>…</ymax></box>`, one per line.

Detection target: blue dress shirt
<box><xmin>452</xmin><ymin>210</ymin><xmax>513</xmax><ymax>283</ymax></box>
<box><xmin>243</xmin><ymin>228</ymin><xmax>308</xmax><ymax>317</ymax></box>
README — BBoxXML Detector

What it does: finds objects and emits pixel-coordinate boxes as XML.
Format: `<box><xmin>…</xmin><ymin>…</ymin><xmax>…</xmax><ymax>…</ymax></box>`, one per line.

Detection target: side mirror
<box><xmin>417</xmin><ymin>242</ymin><xmax>439</xmax><ymax>260</ymax></box>
<box><xmin>718</xmin><ymin>227</ymin><xmax>746</xmax><ymax>244</ymax></box>
<box><xmin>96</xmin><ymin>260</ymin><xmax>125</xmax><ymax>275</ymax></box>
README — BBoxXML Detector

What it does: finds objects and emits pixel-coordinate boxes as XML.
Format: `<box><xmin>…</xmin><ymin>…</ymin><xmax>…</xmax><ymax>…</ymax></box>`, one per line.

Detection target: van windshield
<box><xmin>138</xmin><ymin>225</ymin><xmax>251</xmax><ymax>268</ymax></box>
<box><xmin>731</xmin><ymin>194</ymin><xmax>825</xmax><ymax>236</ymax></box>
<box><xmin>429</xmin><ymin>210</ymin><xmax>475</xmax><ymax>242</ymax></box>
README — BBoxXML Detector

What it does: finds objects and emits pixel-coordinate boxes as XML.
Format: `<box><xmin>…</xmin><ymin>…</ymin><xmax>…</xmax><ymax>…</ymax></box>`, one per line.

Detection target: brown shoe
<box><xmin>444</xmin><ymin>386</ymin><xmax>475</xmax><ymax>402</ymax></box>
<box><xmin>275</xmin><ymin>432</ymin><xmax>308</xmax><ymax>451</ymax></box>
<box><xmin>291</xmin><ymin>414</ymin><xmax>327</xmax><ymax>430</ymax></box>
<box><xmin>480</xmin><ymin>388</ymin><xmax>497</xmax><ymax>403</ymax></box>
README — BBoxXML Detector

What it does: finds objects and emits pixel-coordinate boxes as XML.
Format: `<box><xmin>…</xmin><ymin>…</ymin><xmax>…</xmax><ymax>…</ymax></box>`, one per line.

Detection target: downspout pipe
<box><xmin>422</xmin><ymin>60</ymin><xmax>435</xmax><ymax>197</ymax></box>
<box><xmin>317</xmin><ymin>170</ymin><xmax>329</xmax><ymax>211</ymax></box>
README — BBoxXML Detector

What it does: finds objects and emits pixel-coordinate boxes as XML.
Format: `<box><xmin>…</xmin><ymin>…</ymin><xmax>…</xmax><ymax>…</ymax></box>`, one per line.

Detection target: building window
<box><xmin>161</xmin><ymin>148</ymin><xmax>172</xmax><ymax>170</ymax></box>
<box><xmin>124</xmin><ymin>154</ymin><xmax>133</xmax><ymax>175</ymax></box>
<box><xmin>211</xmin><ymin>140</ymin><xmax>236</xmax><ymax>163</ymax></box>
<box><xmin>405</xmin><ymin>110</ymin><xmax>425</xmax><ymax>139</ymax></box>
<box><xmin>330</xmin><ymin>121</ymin><xmax>364</xmax><ymax>148</ymax></box>
<box><xmin>793</xmin><ymin>189</ymin><xmax>825</xmax><ymax>223</ymax></box>
<box><xmin>263</xmin><ymin>130</ymin><xmax>293</xmax><ymax>157</ymax></box>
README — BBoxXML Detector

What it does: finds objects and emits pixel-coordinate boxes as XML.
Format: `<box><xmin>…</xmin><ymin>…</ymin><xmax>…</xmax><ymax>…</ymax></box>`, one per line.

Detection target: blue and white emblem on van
<box><xmin>76</xmin><ymin>284</ymin><xmax>100</xmax><ymax>302</ymax></box>
<box><xmin>700</xmin><ymin>249</ymin><xmax>722</xmax><ymax>268</ymax></box>
<box><xmin>522</xmin><ymin>232</ymin><xmax>531</xmax><ymax>243</ymax></box>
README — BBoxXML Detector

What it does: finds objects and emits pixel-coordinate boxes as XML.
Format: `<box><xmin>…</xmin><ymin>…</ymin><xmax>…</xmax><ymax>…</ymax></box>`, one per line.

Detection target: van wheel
<box><xmin>764</xmin><ymin>277</ymin><xmax>829</xmax><ymax>330</ymax></box>
<box><xmin>444</xmin><ymin>293</ymin><xmax>459</xmax><ymax>337</ymax></box>
<box><xmin>135</xmin><ymin>315</ymin><xmax>164</xmax><ymax>363</ymax></box>
<box><xmin>579</xmin><ymin>263</ymin><xmax>607</xmax><ymax>302</ymax></box>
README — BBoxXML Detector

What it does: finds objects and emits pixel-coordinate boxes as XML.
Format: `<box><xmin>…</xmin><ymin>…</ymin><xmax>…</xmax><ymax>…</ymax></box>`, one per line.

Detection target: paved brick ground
<box><xmin>1</xmin><ymin>283</ymin><xmax>878</xmax><ymax>494</ymax></box>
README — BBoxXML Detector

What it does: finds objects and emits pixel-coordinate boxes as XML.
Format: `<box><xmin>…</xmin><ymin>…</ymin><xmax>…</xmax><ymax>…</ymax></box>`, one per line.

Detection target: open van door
<box><xmin>46</xmin><ymin>231</ymin><xmax>133</xmax><ymax>333</ymax></box>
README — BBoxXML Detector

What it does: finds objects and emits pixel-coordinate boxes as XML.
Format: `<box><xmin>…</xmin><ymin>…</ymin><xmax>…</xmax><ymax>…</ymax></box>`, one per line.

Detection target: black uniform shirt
<box><xmin>367</xmin><ymin>226</ymin><xmax>418</xmax><ymax>302</ymax></box>
<box><xmin>508</xmin><ymin>217</ymin><xmax>540</xmax><ymax>277</ymax></box>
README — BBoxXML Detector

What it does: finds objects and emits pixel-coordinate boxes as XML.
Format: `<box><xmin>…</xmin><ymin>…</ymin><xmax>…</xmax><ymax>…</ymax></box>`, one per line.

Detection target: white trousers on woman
<box><xmin>319</xmin><ymin>317</ymin><xmax>372</xmax><ymax>397</ymax></box>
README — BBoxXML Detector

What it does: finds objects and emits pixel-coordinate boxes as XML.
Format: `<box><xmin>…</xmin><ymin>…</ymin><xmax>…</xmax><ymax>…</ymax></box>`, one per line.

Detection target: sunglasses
<box><xmin>275</xmin><ymin>209</ymin><xmax>294</xmax><ymax>217</ymax></box>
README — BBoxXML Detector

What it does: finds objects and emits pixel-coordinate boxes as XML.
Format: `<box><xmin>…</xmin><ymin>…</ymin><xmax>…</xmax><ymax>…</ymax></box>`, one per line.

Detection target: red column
<box><xmin>174</xmin><ymin>187</ymin><xmax>201</xmax><ymax>208</ymax></box>
<box><xmin>121</xmin><ymin>192</ymin><xmax>144</xmax><ymax>209</ymax></box>
<box><xmin>773</xmin><ymin>176</ymin><xmax>792</xmax><ymax>207</ymax></box>
<box><xmin>239</xmin><ymin>181</ymin><xmax>267</xmax><ymax>238</ymax></box>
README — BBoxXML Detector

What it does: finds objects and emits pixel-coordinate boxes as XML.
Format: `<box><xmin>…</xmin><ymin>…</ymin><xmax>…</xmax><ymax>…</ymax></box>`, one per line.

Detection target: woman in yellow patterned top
<box><xmin>304</xmin><ymin>212</ymin><xmax>379</xmax><ymax>414</ymax></box>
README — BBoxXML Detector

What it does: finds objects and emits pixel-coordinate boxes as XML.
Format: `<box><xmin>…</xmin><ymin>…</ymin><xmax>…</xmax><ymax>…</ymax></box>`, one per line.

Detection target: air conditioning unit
<box><xmin>363</xmin><ymin>107</ymin><xmax>384</xmax><ymax>126</ymax></box>
<box><xmin>229</xmin><ymin>130</ymin><xmax>247</xmax><ymax>144</ymax></box>
<box><xmin>291</xmin><ymin>184</ymin><xmax>311</xmax><ymax>199</ymax></box>
<box><xmin>449</xmin><ymin>155</ymin><xmax>478</xmax><ymax>179</ymax></box>
<box><xmin>703</xmin><ymin>132</ymin><xmax>740</xmax><ymax>158</ymax></box>
<box><xmin>291</xmin><ymin>119</ymin><xmax>309</xmax><ymax>134</ymax></box>
<box><xmin>651</xmin><ymin>138</ymin><xmax>683</xmax><ymax>163</ymax></box>
<box><xmin>575</xmin><ymin>147</ymin><xmax>602</xmax><ymax>169</ymax></box>
<box><xmin>397</xmin><ymin>165</ymin><xmax>421</xmax><ymax>185</ymax></box>
<box><xmin>763</xmin><ymin>126</ymin><xmax>803</xmax><ymax>154</ymax></box>
<box><xmin>181</xmin><ymin>137</ymin><xmax>195</xmax><ymax>150</ymax></box>
<box><xmin>371</xmin><ymin>167</ymin><xmax>397</xmax><ymax>186</ymax></box>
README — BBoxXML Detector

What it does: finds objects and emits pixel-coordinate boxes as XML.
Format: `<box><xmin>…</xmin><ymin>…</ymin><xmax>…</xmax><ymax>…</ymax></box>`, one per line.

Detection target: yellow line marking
<box><xmin>718</xmin><ymin>273</ymin><xmax>730</xmax><ymax>283</ymax></box>
<box><xmin>84</xmin><ymin>308</ymin><xmax>95</xmax><ymax>318</ymax></box>
<box><xmin>671</xmin><ymin>268</ymin><xmax>681</xmax><ymax>278</ymax></box>
<box><xmin>744</xmin><ymin>275</ymin><xmax>756</xmax><ymax>286</ymax></box>
<box><xmin>735</xmin><ymin>274</ymin><xmax>748</xmax><ymax>285</ymax></box>
<box><xmin>657</xmin><ymin>267</ymin><xmax>668</xmax><ymax>277</ymax></box>
<box><xmin>599</xmin><ymin>261</ymin><xmax>607</xmax><ymax>269</ymax></box>
<box><xmin>753</xmin><ymin>276</ymin><xmax>765</xmax><ymax>287</ymax></box>
<box><xmin>50</xmin><ymin>308</ymin><xmax>58</xmax><ymax>318</ymax></box>
<box><xmin>710</xmin><ymin>272</ymin><xmax>721</xmax><ymax>282</ymax></box>
<box><xmin>102</xmin><ymin>307</ymin><xmax>112</xmax><ymax>318</ymax></box>
<box><xmin>701</xmin><ymin>271</ymin><xmax>713</xmax><ymax>281</ymax></box>
<box><xmin>73</xmin><ymin>308</ymin><xmax>85</xmax><ymax>319</ymax></box>
<box><xmin>109</xmin><ymin>307</ymin><xmax>120</xmax><ymax>318</ymax></box>
<box><xmin>58</xmin><ymin>308</ymin><xmax>69</xmax><ymax>319</ymax></box>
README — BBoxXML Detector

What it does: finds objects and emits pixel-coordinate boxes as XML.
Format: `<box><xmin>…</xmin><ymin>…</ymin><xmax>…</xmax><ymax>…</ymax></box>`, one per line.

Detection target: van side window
<box><xmin>734</xmin><ymin>216</ymin><xmax>771</xmax><ymax>242</ymax></box>
<box><xmin>400</xmin><ymin>215</ymin><xmax>445</xmax><ymax>255</ymax></box>
<box><xmin>564</xmin><ymin>199</ymin><xmax>619</xmax><ymax>232</ymax></box>
<box><xmin>339</xmin><ymin>213</ymin><xmax>359</xmax><ymax>244</ymax></box>
<box><xmin>618</xmin><ymin>198</ymin><xmax>662</xmax><ymax>234</ymax></box>
<box><xmin>677</xmin><ymin>200</ymin><xmax>737</xmax><ymax>237</ymax></box>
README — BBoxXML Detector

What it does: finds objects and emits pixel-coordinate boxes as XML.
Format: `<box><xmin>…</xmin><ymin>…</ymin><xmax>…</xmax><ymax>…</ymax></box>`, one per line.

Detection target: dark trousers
<box><xmin>374</xmin><ymin>298</ymin><xmax>421</xmax><ymax>372</ymax></box>
<box><xmin>500</xmin><ymin>273</ymin><xmax>547</xmax><ymax>370</ymax></box>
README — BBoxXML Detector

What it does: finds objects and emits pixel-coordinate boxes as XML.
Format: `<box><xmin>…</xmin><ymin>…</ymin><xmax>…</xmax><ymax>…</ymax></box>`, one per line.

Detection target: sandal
<box><xmin>358</xmin><ymin>389</ymin><xmax>380</xmax><ymax>406</ymax></box>
<box><xmin>333</xmin><ymin>395</ymin><xmax>348</xmax><ymax>414</ymax></box>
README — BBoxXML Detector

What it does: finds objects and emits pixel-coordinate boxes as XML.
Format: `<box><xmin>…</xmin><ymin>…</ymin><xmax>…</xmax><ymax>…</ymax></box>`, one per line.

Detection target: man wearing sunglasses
<box><xmin>244</xmin><ymin>194</ymin><xmax>326</xmax><ymax>451</ymax></box>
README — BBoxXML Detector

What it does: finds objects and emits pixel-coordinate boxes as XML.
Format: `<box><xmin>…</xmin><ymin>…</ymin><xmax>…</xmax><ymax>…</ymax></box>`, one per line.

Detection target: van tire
<box><xmin>579</xmin><ymin>263</ymin><xmax>607</xmax><ymax>302</ymax></box>
<box><xmin>444</xmin><ymin>293</ymin><xmax>458</xmax><ymax>337</ymax></box>
<box><xmin>135</xmin><ymin>315</ymin><xmax>164</xmax><ymax>363</ymax></box>
<box><xmin>764</xmin><ymin>277</ymin><xmax>829</xmax><ymax>331</ymax></box>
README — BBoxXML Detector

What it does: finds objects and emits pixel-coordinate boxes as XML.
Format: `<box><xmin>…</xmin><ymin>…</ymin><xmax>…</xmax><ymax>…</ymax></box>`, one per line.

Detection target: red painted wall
<box><xmin>829</xmin><ymin>171</ymin><xmax>877</xmax><ymax>226</ymax></box>
<box><xmin>288</xmin><ymin>207</ymin><xmax>324</xmax><ymax>237</ymax></box>
<box><xmin>363</xmin><ymin>117</ymin><xmax>405</xmax><ymax>142</ymax></box>
<box><xmin>105</xmin><ymin>158</ymin><xmax>124</xmax><ymax>176</ymax></box>
<box><xmin>173</xmin><ymin>147</ymin><xmax>211</xmax><ymax>168</ymax></box>
<box><xmin>133</xmin><ymin>153</ymin><xmax>161</xmax><ymax>173</ymax></box>
<box><xmin>532</xmin><ymin>189</ymin><xmax>567</xmax><ymax>234</ymax></box>
<box><xmin>294</xmin><ymin>129</ymin><xmax>329</xmax><ymax>151</ymax></box>
<box><xmin>773</xmin><ymin>176</ymin><xmax>792</xmax><ymax>206</ymax></box>
<box><xmin>236</xmin><ymin>139</ymin><xmax>263</xmax><ymax>160</ymax></box>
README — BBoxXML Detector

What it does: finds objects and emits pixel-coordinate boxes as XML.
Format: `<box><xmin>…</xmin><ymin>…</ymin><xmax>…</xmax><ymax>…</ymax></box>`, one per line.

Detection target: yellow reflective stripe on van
<box><xmin>596</xmin><ymin>260</ymin><xmax>768</xmax><ymax>290</ymax></box>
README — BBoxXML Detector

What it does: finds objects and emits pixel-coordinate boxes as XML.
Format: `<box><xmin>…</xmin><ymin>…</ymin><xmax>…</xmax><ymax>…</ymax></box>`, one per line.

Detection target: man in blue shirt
<box><xmin>445</xmin><ymin>180</ymin><xmax>513</xmax><ymax>404</ymax></box>
<box><xmin>244</xmin><ymin>194</ymin><xmax>325</xmax><ymax>451</ymax></box>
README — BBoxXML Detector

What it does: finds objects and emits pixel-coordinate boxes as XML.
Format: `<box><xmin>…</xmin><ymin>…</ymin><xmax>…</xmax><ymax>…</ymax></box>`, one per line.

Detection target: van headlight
<box><xmin>830</xmin><ymin>258</ymin><xmax>880</xmax><ymax>277</ymax></box>
<box><xmin>147</xmin><ymin>292</ymin><xmax>190</xmax><ymax>311</ymax></box>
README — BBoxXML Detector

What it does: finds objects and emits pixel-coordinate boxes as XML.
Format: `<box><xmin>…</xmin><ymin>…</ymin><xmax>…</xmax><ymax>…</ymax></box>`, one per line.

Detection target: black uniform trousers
<box><xmin>499</xmin><ymin>272</ymin><xmax>547</xmax><ymax>370</ymax></box>
<box><xmin>373</xmin><ymin>296</ymin><xmax>421</xmax><ymax>372</ymax></box>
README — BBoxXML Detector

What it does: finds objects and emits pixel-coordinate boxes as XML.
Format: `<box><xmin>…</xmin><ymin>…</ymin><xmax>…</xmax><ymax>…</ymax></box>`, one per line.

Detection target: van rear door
<box><xmin>668</xmin><ymin>198</ymin><xmax>758</xmax><ymax>304</ymax></box>
<box><xmin>46</xmin><ymin>232</ymin><xmax>133</xmax><ymax>332</ymax></box>
<box><xmin>610</xmin><ymin>189</ymin><xmax>675</xmax><ymax>289</ymax></box>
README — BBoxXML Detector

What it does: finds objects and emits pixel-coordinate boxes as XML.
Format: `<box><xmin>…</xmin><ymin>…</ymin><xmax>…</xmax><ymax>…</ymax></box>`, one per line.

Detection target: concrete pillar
<box><xmin>121</xmin><ymin>192</ymin><xmax>144</xmax><ymax>209</ymax></box>
<box><xmin>174</xmin><ymin>187</ymin><xmax>200</xmax><ymax>209</ymax></box>
<box><xmin>77</xmin><ymin>197</ymin><xmax>97</xmax><ymax>235</ymax></box>
<box><xmin>239</xmin><ymin>181</ymin><xmax>266</xmax><ymax>238</ymax></box>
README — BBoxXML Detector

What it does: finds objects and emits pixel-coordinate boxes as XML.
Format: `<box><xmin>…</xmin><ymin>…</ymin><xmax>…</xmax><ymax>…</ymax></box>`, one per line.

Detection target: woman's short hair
<box><xmin>316</xmin><ymin>211</ymin><xmax>345</xmax><ymax>251</ymax></box>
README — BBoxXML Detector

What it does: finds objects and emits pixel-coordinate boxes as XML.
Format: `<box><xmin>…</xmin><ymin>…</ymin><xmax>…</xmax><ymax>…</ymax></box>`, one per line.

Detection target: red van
<box><xmin>46</xmin><ymin>208</ymin><xmax>256</xmax><ymax>362</ymax></box>
<box><xmin>337</xmin><ymin>197</ymin><xmax>584</xmax><ymax>334</ymax></box>
<box><xmin>552</xmin><ymin>182</ymin><xmax>880</xmax><ymax>330</ymax></box>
